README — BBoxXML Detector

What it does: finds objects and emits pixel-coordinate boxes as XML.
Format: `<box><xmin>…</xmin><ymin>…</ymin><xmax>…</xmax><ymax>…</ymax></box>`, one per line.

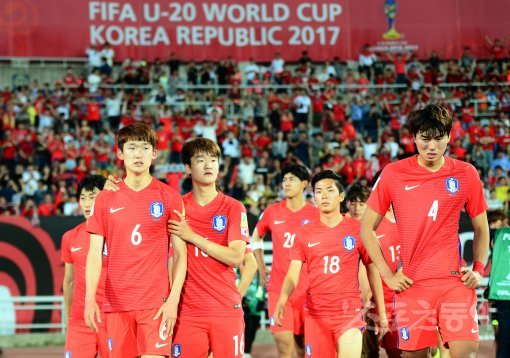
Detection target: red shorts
<box><xmin>304</xmin><ymin>312</ymin><xmax>365</xmax><ymax>357</ymax></box>
<box><xmin>172</xmin><ymin>315</ymin><xmax>244</xmax><ymax>358</ymax></box>
<box><xmin>268</xmin><ymin>291</ymin><xmax>305</xmax><ymax>335</ymax></box>
<box><xmin>65</xmin><ymin>321</ymin><xmax>109</xmax><ymax>358</ymax></box>
<box><xmin>106</xmin><ymin>308</ymin><xmax>170</xmax><ymax>358</ymax></box>
<box><xmin>395</xmin><ymin>281</ymin><xmax>478</xmax><ymax>351</ymax></box>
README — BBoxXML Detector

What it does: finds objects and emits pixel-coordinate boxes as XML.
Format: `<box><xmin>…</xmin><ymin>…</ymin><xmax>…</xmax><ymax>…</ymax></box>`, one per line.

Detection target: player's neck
<box><xmin>320</xmin><ymin>210</ymin><xmax>344</xmax><ymax>228</ymax></box>
<box><xmin>417</xmin><ymin>155</ymin><xmax>445</xmax><ymax>172</ymax></box>
<box><xmin>124</xmin><ymin>172</ymin><xmax>153</xmax><ymax>191</ymax></box>
<box><xmin>191</xmin><ymin>183</ymin><xmax>218</xmax><ymax>206</ymax></box>
<box><xmin>285</xmin><ymin>195</ymin><xmax>306</xmax><ymax>212</ymax></box>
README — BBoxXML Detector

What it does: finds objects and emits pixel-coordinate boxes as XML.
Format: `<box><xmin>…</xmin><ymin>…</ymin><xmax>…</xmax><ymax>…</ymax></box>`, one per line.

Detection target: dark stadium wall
<box><xmin>0</xmin><ymin>0</ymin><xmax>507</xmax><ymax>61</ymax></box>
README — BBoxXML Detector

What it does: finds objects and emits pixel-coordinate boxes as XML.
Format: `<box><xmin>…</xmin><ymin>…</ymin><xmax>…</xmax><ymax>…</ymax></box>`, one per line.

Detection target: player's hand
<box><xmin>460</xmin><ymin>266</ymin><xmax>483</xmax><ymax>289</ymax></box>
<box><xmin>104</xmin><ymin>175</ymin><xmax>122</xmax><ymax>191</ymax></box>
<box><xmin>153</xmin><ymin>298</ymin><xmax>178</xmax><ymax>340</ymax></box>
<box><xmin>384</xmin><ymin>267</ymin><xmax>413</xmax><ymax>292</ymax></box>
<box><xmin>374</xmin><ymin>312</ymin><xmax>389</xmax><ymax>339</ymax></box>
<box><xmin>84</xmin><ymin>299</ymin><xmax>101</xmax><ymax>332</ymax></box>
<box><xmin>168</xmin><ymin>210</ymin><xmax>195</xmax><ymax>242</ymax></box>
<box><xmin>259</xmin><ymin>267</ymin><xmax>270</xmax><ymax>288</ymax></box>
<box><xmin>273</xmin><ymin>299</ymin><xmax>286</xmax><ymax>327</ymax></box>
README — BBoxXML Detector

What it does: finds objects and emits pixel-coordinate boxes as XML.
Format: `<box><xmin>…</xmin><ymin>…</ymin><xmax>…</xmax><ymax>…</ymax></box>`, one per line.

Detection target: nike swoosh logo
<box><xmin>110</xmin><ymin>207</ymin><xmax>125</xmax><ymax>214</ymax></box>
<box><xmin>376</xmin><ymin>235</ymin><xmax>385</xmax><ymax>239</ymax></box>
<box><xmin>274</xmin><ymin>220</ymin><xmax>285</xmax><ymax>225</ymax></box>
<box><xmin>471</xmin><ymin>328</ymin><xmax>479</xmax><ymax>334</ymax></box>
<box><xmin>404</xmin><ymin>185</ymin><xmax>420</xmax><ymax>191</ymax></box>
<box><xmin>308</xmin><ymin>242</ymin><xmax>320</xmax><ymax>247</ymax></box>
<box><xmin>71</xmin><ymin>247</ymin><xmax>82</xmax><ymax>252</ymax></box>
<box><xmin>155</xmin><ymin>342</ymin><xmax>168</xmax><ymax>348</ymax></box>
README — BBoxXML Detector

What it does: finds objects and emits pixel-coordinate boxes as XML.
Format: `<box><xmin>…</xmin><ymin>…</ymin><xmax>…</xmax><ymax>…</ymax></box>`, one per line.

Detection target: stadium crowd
<box><xmin>0</xmin><ymin>42</ymin><xmax>510</xmax><ymax>221</ymax></box>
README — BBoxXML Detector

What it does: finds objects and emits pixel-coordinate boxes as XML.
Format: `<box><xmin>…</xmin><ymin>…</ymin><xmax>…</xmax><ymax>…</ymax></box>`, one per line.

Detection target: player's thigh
<box><xmin>209</xmin><ymin>316</ymin><xmax>245</xmax><ymax>358</ymax></box>
<box><xmin>446</xmin><ymin>340</ymin><xmax>478</xmax><ymax>358</ymax></box>
<box><xmin>171</xmin><ymin>316</ymin><xmax>210</xmax><ymax>358</ymax></box>
<box><xmin>395</xmin><ymin>286</ymin><xmax>439</xmax><ymax>351</ymax></box>
<box><xmin>65</xmin><ymin>325</ymin><xmax>99</xmax><ymax>358</ymax></box>
<box><xmin>135</xmin><ymin>308</ymin><xmax>172</xmax><ymax>356</ymax></box>
<box><xmin>437</xmin><ymin>283</ymin><xmax>478</xmax><ymax>346</ymax></box>
<box><xmin>268</xmin><ymin>292</ymin><xmax>296</xmax><ymax>334</ymax></box>
<box><xmin>401</xmin><ymin>349</ymin><xmax>429</xmax><ymax>358</ymax></box>
<box><xmin>106</xmin><ymin>311</ymin><xmax>138</xmax><ymax>358</ymax></box>
<box><xmin>273</xmin><ymin>331</ymin><xmax>295</xmax><ymax>356</ymax></box>
<box><xmin>333</xmin><ymin>312</ymin><xmax>364</xmax><ymax>358</ymax></box>
<box><xmin>304</xmin><ymin>316</ymin><xmax>336</xmax><ymax>358</ymax></box>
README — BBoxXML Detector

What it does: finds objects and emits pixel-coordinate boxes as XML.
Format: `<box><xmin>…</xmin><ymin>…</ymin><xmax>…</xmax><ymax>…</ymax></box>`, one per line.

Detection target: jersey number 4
<box><xmin>427</xmin><ymin>200</ymin><xmax>439</xmax><ymax>221</ymax></box>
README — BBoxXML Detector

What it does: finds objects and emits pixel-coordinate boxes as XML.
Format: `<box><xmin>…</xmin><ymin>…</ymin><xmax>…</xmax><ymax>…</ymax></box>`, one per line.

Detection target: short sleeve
<box><xmin>168</xmin><ymin>188</ymin><xmax>184</xmax><ymax>221</ymax></box>
<box><xmin>366</xmin><ymin>166</ymin><xmax>393</xmax><ymax>216</ymax></box>
<box><xmin>228</xmin><ymin>200</ymin><xmax>250</xmax><ymax>243</ymax></box>
<box><xmin>358</xmin><ymin>239</ymin><xmax>372</xmax><ymax>266</ymax></box>
<box><xmin>465</xmin><ymin>164</ymin><xmax>488</xmax><ymax>218</ymax></box>
<box><xmin>255</xmin><ymin>206</ymin><xmax>271</xmax><ymax>237</ymax></box>
<box><xmin>86</xmin><ymin>191</ymin><xmax>107</xmax><ymax>237</ymax></box>
<box><xmin>290</xmin><ymin>231</ymin><xmax>306</xmax><ymax>262</ymax></box>
<box><xmin>61</xmin><ymin>231</ymin><xmax>73</xmax><ymax>264</ymax></box>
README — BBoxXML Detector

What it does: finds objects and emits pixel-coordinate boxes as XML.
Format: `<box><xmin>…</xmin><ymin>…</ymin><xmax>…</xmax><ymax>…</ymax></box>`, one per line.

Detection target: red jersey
<box><xmin>87</xmin><ymin>179</ymin><xmax>182</xmax><ymax>312</ymax></box>
<box><xmin>375</xmin><ymin>217</ymin><xmax>400</xmax><ymax>303</ymax></box>
<box><xmin>367</xmin><ymin>156</ymin><xmax>487</xmax><ymax>284</ymax></box>
<box><xmin>290</xmin><ymin>217</ymin><xmax>371</xmax><ymax>317</ymax></box>
<box><xmin>255</xmin><ymin>201</ymin><xmax>318</xmax><ymax>296</ymax></box>
<box><xmin>179</xmin><ymin>191</ymin><xmax>250</xmax><ymax>317</ymax></box>
<box><xmin>61</xmin><ymin>222</ymin><xmax>107</xmax><ymax>326</ymax></box>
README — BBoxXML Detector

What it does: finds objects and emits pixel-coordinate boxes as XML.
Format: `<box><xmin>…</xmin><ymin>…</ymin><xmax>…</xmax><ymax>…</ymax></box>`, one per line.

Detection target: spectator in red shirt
<box><xmin>38</xmin><ymin>193</ymin><xmax>56</xmax><ymax>216</ymax></box>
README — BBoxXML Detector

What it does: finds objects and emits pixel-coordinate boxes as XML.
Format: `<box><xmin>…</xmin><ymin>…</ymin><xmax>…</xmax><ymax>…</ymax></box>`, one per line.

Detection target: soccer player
<box><xmin>85</xmin><ymin>123</ymin><xmax>185</xmax><ymax>358</ymax></box>
<box><xmin>62</xmin><ymin>175</ymin><xmax>108</xmax><ymax>358</ymax></box>
<box><xmin>251</xmin><ymin>164</ymin><xmax>318</xmax><ymax>358</ymax></box>
<box><xmin>274</xmin><ymin>170</ymin><xmax>387</xmax><ymax>358</ymax></box>
<box><xmin>168</xmin><ymin>137</ymin><xmax>250</xmax><ymax>358</ymax></box>
<box><xmin>346</xmin><ymin>183</ymin><xmax>400</xmax><ymax>358</ymax></box>
<box><xmin>361</xmin><ymin>104</ymin><xmax>489</xmax><ymax>358</ymax></box>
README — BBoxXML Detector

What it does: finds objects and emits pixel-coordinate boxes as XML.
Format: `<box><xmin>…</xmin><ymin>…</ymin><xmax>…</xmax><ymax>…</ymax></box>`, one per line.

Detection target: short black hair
<box><xmin>77</xmin><ymin>175</ymin><xmax>106</xmax><ymax>199</ymax></box>
<box><xmin>409</xmin><ymin>104</ymin><xmax>452</xmax><ymax>138</ymax></box>
<box><xmin>281</xmin><ymin>164</ymin><xmax>311</xmax><ymax>182</ymax></box>
<box><xmin>311</xmin><ymin>170</ymin><xmax>344</xmax><ymax>192</ymax></box>
<box><xmin>346</xmin><ymin>184</ymin><xmax>371</xmax><ymax>203</ymax></box>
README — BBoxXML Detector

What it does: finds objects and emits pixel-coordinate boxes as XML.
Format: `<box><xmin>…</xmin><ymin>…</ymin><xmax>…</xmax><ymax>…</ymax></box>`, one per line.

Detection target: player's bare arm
<box><xmin>169</xmin><ymin>209</ymin><xmax>246</xmax><ymax>267</ymax></box>
<box><xmin>361</xmin><ymin>207</ymin><xmax>413</xmax><ymax>292</ymax></box>
<box><xmin>104</xmin><ymin>175</ymin><xmax>121</xmax><ymax>191</ymax></box>
<box><xmin>274</xmin><ymin>260</ymin><xmax>302</xmax><ymax>326</ymax></box>
<box><xmin>366</xmin><ymin>263</ymin><xmax>388</xmax><ymax>338</ymax></box>
<box><xmin>84</xmin><ymin>233</ymin><xmax>105</xmax><ymax>332</ymax></box>
<box><xmin>62</xmin><ymin>263</ymin><xmax>75</xmax><ymax>327</ymax></box>
<box><xmin>154</xmin><ymin>234</ymin><xmax>187</xmax><ymax>338</ymax></box>
<box><xmin>461</xmin><ymin>211</ymin><xmax>489</xmax><ymax>289</ymax></box>
<box><xmin>238</xmin><ymin>252</ymin><xmax>258</xmax><ymax>297</ymax></box>
<box><xmin>251</xmin><ymin>228</ymin><xmax>270</xmax><ymax>287</ymax></box>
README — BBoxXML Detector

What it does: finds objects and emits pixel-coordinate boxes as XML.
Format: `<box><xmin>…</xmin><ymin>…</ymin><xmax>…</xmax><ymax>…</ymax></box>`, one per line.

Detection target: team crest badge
<box><xmin>445</xmin><ymin>177</ymin><xmax>459</xmax><ymax>194</ymax></box>
<box><xmin>343</xmin><ymin>236</ymin><xmax>356</xmax><ymax>251</ymax></box>
<box><xmin>302</xmin><ymin>219</ymin><xmax>310</xmax><ymax>225</ymax></box>
<box><xmin>270</xmin><ymin>317</ymin><xmax>275</xmax><ymax>326</ymax></box>
<box><xmin>213</xmin><ymin>214</ymin><xmax>227</xmax><ymax>232</ymax></box>
<box><xmin>172</xmin><ymin>344</ymin><xmax>182</xmax><ymax>357</ymax></box>
<box><xmin>150</xmin><ymin>202</ymin><xmax>164</xmax><ymax>219</ymax></box>
<box><xmin>305</xmin><ymin>344</ymin><xmax>312</xmax><ymax>357</ymax></box>
<box><xmin>400</xmin><ymin>327</ymin><xmax>410</xmax><ymax>341</ymax></box>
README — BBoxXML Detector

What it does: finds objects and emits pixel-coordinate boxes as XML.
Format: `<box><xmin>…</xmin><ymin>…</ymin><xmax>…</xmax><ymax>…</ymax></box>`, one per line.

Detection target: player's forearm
<box><xmin>253</xmin><ymin>248</ymin><xmax>267</xmax><ymax>274</ymax></box>
<box><xmin>63</xmin><ymin>280</ymin><xmax>74</xmax><ymax>324</ymax></box>
<box><xmin>190</xmin><ymin>233</ymin><xmax>244</xmax><ymax>267</ymax></box>
<box><xmin>367</xmin><ymin>264</ymin><xmax>386</xmax><ymax>318</ymax></box>
<box><xmin>279</xmin><ymin>269</ymin><xmax>299</xmax><ymax>302</ymax></box>
<box><xmin>238</xmin><ymin>254</ymin><xmax>258</xmax><ymax>297</ymax></box>
<box><xmin>360</xmin><ymin>228</ymin><xmax>393</xmax><ymax>279</ymax></box>
<box><xmin>472</xmin><ymin>220</ymin><xmax>489</xmax><ymax>265</ymax></box>
<box><xmin>168</xmin><ymin>235</ymin><xmax>187</xmax><ymax>302</ymax></box>
<box><xmin>85</xmin><ymin>252</ymin><xmax>102</xmax><ymax>302</ymax></box>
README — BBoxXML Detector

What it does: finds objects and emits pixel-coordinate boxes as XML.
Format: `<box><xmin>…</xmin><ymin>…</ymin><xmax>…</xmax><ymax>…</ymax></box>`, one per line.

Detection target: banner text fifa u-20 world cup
<box><xmin>88</xmin><ymin>1</ymin><xmax>342</xmax><ymax>49</ymax></box>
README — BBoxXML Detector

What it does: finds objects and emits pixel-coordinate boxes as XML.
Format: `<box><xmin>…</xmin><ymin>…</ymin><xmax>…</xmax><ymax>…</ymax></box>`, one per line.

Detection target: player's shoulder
<box><xmin>445</xmin><ymin>156</ymin><xmax>477</xmax><ymax>173</ymax></box>
<box><xmin>220</xmin><ymin>192</ymin><xmax>246</xmax><ymax>211</ymax></box>
<box><xmin>94</xmin><ymin>189</ymin><xmax>114</xmax><ymax>202</ymax></box>
<box><xmin>341</xmin><ymin>215</ymin><xmax>361</xmax><ymax>231</ymax></box>
<box><xmin>63</xmin><ymin>221</ymin><xmax>86</xmax><ymax>241</ymax></box>
<box><xmin>262</xmin><ymin>201</ymin><xmax>283</xmax><ymax>215</ymax></box>
<box><xmin>384</xmin><ymin>156</ymin><xmax>416</xmax><ymax>173</ymax></box>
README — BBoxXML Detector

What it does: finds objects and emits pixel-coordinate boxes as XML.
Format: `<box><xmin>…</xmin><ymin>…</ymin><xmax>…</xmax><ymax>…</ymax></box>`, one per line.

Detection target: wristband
<box><xmin>472</xmin><ymin>261</ymin><xmax>484</xmax><ymax>276</ymax></box>
<box><xmin>251</xmin><ymin>241</ymin><xmax>264</xmax><ymax>251</ymax></box>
